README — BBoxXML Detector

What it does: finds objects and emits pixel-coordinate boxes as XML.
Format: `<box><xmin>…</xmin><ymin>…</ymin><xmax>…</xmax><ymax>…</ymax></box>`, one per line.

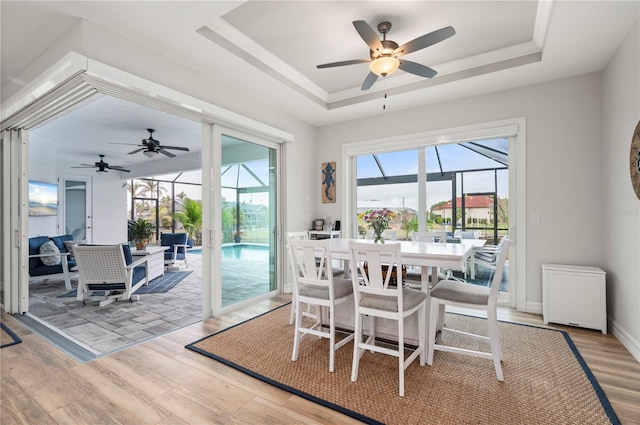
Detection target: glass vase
<box><xmin>373</xmin><ymin>225</ymin><xmax>385</xmax><ymax>243</ymax></box>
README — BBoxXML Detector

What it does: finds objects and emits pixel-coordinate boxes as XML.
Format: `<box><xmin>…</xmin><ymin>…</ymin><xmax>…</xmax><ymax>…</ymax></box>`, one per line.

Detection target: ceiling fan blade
<box><xmin>128</xmin><ymin>148</ymin><xmax>146</xmax><ymax>155</ymax></box>
<box><xmin>317</xmin><ymin>59</ymin><xmax>371</xmax><ymax>69</ymax></box>
<box><xmin>159</xmin><ymin>145</ymin><xmax>190</xmax><ymax>152</ymax></box>
<box><xmin>398</xmin><ymin>60</ymin><xmax>438</xmax><ymax>78</ymax></box>
<box><xmin>361</xmin><ymin>71</ymin><xmax>378</xmax><ymax>90</ymax></box>
<box><xmin>393</xmin><ymin>26</ymin><xmax>456</xmax><ymax>57</ymax></box>
<box><xmin>108</xmin><ymin>166</ymin><xmax>130</xmax><ymax>172</ymax></box>
<box><xmin>159</xmin><ymin>149</ymin><xmax>176</xmax><ymax>158</ymax></box>
<box><xmin>78</xmin><ymin>163</ymin><xmax>95</xmax><ymax>167</ymax></box>
<box><xmin>353</xmin><ymin>20</ymin><xmax>383</xmax><ymax>53</ymax></box>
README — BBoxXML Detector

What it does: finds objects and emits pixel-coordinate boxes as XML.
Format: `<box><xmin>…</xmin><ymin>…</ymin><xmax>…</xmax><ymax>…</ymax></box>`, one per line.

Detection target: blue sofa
<box><xmin>28</xmin><ymin>234</ymin><xmax>77</xmax><ymax>290</ymax></box>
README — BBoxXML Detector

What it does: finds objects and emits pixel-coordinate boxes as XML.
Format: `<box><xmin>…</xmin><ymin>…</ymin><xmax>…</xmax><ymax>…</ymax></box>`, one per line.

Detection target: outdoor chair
<box><xmin>427</xmin><ymin>238</ymin><xmax>510</xmax><ymax>381</ymax></box>
<box><xmin>290</xmin><ymin>238</ymin><xmax>354</xmax><ymax>372</ymax></box>
<box><xmin>348</xmin><ymin>240</ymin><xmax>426</xmax><ymax>397</ymax></box>
<box><xmin>161</xmin><ymin>232</ymin><xmax>189</xmax><ymax>270</ymax></box>
<box><xmin>73</xmin><ymin>244</ymin><xmax>149</xmax><ymax>307</ymax></box>
<box><xmin>468</xmin><ymin>235</ymin><xmax>507</xmax><ymax>279</ymax></box>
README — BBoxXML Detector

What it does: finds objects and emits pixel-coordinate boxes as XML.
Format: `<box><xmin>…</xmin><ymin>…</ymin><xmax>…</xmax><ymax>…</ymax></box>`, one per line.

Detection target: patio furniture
<box><xmin>290</xmin><ymin>238</ymin><xmax>354</xmax><ymax>372</ymax></box>
<box><xmin>468</xmin><ymin>235</ymin><xmax>507</xmax><ymax>279</ymax></box>
<box><xmin>161</xmin><ymin>232</ymin><xmax>189</xmax><ymax>270</ymax></box>
<box><xmin>348</xmin><ymin>240</ymin><xmax>426</xmax><ymax>397</ymax></box>
<box><xmin>28</xmin><ymin>234</ymin><xmax>77</xmax><ymax>290</ymax></box>
<box><xmin>73</xmin><ymin>244</ymin><xmax>149</xmax><ymax>307</ymax></box>
<box><xmin>427</xmin><ymin>238</ymin><xmax>510</xmax><ymax>381</ymax></box>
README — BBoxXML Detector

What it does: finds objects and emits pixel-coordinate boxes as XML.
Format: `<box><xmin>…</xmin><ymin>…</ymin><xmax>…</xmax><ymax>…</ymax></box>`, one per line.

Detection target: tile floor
<box><xmin>25</xmin><ymin>251</ymin><xmax>275</xmax><ymax>359</ymax></box>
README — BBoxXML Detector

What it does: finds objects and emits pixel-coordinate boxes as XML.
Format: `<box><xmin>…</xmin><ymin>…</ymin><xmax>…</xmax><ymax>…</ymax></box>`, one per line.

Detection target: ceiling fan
<box><xmin>317</xmin><ymin>20</ymin><xmax>455</xmax><ymax>90</ymax></box>
<box><xmin>113</xmin><ymin>128</ymin><xmax>190</xmax><ymax>158</ymax></box>
<box><xmin>72</xmin><ymin>154</ymin><xmax>130</xmax><ymax>173</ymax></box>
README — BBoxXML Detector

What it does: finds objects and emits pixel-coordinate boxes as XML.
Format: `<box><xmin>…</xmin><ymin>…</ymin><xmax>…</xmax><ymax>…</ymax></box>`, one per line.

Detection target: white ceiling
<box><xmin>1</xmin><ymin>1</ymin><xmax>638</xmax><ymax>167</ymax></box>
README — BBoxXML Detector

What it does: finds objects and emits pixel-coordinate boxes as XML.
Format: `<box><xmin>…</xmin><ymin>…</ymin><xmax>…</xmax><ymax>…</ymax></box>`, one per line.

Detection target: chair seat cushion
<box><xmin>360</xmin><ymin>288</ymin><xmax>427</xmax><ymax>312</ymax></box>
<box><xmin>164</xmin><ymin>252</ymin><xmax>186</xmax><ymax>261</ymax></box>
<box><xmin>299</xmin><ymin>278</ymin><xmax>353</xmax><ymax>300</ymax></box>
<box><xmin>430</xmin><ymin>279</ymin><xmax>490</xmax><ymax>305</ymax></box>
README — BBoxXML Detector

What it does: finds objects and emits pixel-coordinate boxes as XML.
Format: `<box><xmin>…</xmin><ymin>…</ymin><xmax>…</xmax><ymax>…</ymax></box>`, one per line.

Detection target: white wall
<box><xmin>317</xmin><ymin>73</ymin><xmax>604</xmax><ymax>310</ymax></box>
<box><xmin>602</xmin><ymin>21</ymin><xmax>640</xmax><ymax>361</ymax></box>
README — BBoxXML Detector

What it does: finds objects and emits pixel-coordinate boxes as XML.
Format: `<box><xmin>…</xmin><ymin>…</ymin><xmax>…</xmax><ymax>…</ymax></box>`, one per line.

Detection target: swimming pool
<box><xmin>188</xmin><ymin>244</ymin><xmax>269</xmax><ymax>261</ymax></box>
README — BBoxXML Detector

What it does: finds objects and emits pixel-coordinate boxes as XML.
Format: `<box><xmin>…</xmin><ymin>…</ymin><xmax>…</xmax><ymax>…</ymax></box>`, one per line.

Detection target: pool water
<box><xmin>189</xmin><ymin>244</ymin><xmax>269</xmax><ymax>261</ymax></box>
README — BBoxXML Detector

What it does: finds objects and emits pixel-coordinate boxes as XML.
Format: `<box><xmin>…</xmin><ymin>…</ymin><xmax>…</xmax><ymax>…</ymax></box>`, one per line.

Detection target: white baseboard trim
<box><xmin>526</xmin><ymin>301</ymin><xmax>543</xmax><ymax>315</ymax></box>
<box><xmin>609</xmin><ymin>316</ymin><xmax>640</xmax><ymax>363</ymax></box>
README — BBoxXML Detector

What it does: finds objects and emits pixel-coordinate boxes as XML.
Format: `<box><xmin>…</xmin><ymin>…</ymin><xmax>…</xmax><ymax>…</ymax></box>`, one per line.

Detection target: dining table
<box><xmin>326</xmin><ymin>237</ymin><xmax>486</xmax><ymax>287</ymax></box>
<box><xmin>322</xmin><ymin>237</ymin><xmax>487</xmax><ymax>345</ymax></box>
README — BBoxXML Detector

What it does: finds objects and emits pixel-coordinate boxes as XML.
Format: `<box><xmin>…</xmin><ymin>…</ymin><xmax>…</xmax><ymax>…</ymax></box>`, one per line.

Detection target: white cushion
<box><xmin>39</xmin><ymin>240</ymin><xmax>61</xmax><ymax>266</ymax></box>
<box><xmin>64</xmin><ymin>240</ymin><xmax>79</xmax><ymax>260</ymax></box>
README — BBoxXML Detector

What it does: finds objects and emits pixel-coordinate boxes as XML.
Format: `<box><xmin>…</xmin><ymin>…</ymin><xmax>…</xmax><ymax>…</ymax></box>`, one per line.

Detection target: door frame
<box><xmin>58</xmin><ymin>174</ymin><xmax>93</xmax><ymax>243</ymax></box>
<box><xmin>342</xmin><ymin>119</ymin><xmax>526</xmax><ymax>310</ymax></box>
<box><xmin>1</xmin><ymin>53</ymin><xmax>293</xmax><ymax>317</ymax></box>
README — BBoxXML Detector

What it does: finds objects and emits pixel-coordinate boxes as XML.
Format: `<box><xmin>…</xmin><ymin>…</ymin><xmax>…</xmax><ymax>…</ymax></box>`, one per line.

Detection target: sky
<box><xmin>357</xmin><ymin>139</ymin><xmax>509</xmax><ymax>210</ymax></box>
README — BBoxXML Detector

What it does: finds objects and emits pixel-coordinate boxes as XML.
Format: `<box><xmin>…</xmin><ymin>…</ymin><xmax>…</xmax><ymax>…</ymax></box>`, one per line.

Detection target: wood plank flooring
<box><xmin>1</xmin><ymin>295</ymin><xmax>639</xmax><ymax>424</ymax></box>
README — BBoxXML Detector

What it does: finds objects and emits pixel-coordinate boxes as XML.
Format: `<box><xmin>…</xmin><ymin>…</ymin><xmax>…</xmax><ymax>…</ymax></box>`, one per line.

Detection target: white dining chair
<box><xmin>290</xmin><ymin>238</ymin><xmax>354</xmax><ymax>372</ymax></box>
<box><xmin>286</xmin><ymin>231</ymin><xmax>310</xmax><ymax>325</ymax></box>
<box><xmin>427</xmin><ymin>238</ymin><xmax>510</xmax><ymax>381</ymax></box>
<box><xmin>348</xmin><ymin>240</ymin><xmax>426</xmax><ymax>397</ymax></box>
<box><xmin>411</xmin><ymin>231</ymin><xmax>446</xmax><ymax>243</ymax></box>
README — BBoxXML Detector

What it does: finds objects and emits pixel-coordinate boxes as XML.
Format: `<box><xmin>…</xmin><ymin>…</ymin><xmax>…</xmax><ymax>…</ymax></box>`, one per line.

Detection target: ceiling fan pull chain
<box><xmin>383</xmin><ymin>93</ymin><xmax>387</xmax><ymax>110</ymax></box>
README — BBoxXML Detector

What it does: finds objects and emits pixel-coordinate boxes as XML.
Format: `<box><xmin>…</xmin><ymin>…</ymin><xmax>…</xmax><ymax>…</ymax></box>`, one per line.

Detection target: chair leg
<box><xmin>292</xmin><ymin>301</ymin><xmax>303</xmax><ymax>362</ymax></box>
<box><xmin>289</xmin><ymin>293</ymin><xmax>296</xmax><ymax>325</ymax></box>
<box><xmin>487</xmin><ymin>307</ymin><xmax>504</xmax><ymax>381</ymax></box>
<box><xmin>351</xmin><ymin>313</ymin><xmax>362</xmax><ymax>382</ymax></box>
<box><xmin>427</xmin><ymin>298</ymin><xmax>438</xmax><ymax>365</ymax></box>
<box><xmin>398</xmin><ymin>315</ymin><xmax>405</xmax><ymax>397</ymax></box>
<box><xmin>418</xmin><ymin>304</ymin><xmax>426</xmax><ymax>366</ymax></box>
<box><xmin>329</xmin><ymin>306</ymin><xmax>335</xmax><ymax>372</ymax></box>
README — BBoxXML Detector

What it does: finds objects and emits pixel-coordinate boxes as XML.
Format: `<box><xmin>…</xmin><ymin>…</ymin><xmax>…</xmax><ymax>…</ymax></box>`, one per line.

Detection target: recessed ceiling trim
<box><xmin>328</xmin><ymin>51</ymin><xmax>542</xmax><ymax>110</ymax></box>
<box><xmin>201</xmin><ymin>1</ymin><xmax>553</xmax><ymax>111</ymax></box>
<box><xmin>197</xmin><ymin>21</ymin><xmax>328</xmax><ymax>108</ymax></box>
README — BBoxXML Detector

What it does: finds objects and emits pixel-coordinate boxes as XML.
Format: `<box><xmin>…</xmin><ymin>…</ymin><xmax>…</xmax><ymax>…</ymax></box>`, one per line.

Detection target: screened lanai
<box><xmin>356</xmin><ymin>138</ymin><xmax>509</xmax><ymax>244</ymax></box>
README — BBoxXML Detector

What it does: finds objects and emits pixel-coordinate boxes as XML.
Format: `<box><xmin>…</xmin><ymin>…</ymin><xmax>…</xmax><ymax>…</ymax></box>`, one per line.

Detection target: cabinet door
<box><xmin>545</xmin><ymin>270</ymin><xmax>604</xmax><ymax>329</ymax></box>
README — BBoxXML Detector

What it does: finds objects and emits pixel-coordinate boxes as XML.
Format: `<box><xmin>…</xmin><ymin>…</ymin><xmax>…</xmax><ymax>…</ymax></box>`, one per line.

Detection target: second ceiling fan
<box><xmin>317</xmin><ymin>20</ymin><xmax>455</xmax><ymax>90</ymax></box>
<box><xmin>115</xmin><ymin>128</ymin><xmax>190</xmax><ymax>158</ymax></box>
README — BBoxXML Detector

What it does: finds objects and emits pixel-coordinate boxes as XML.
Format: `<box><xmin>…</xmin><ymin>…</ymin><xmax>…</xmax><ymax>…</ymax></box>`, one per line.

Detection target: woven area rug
<box><xmin>186</xmin><ymin>304</ymin><xmax>619</xmax><ymax>425</ymax></box>
<box><xmin>58</xmin><ymin>270</ymin><xmax>192</xmax><ymax>297</ymax></box>
<box><xmin>0</xmin><ymin>322</ymin><xmax>22</xmax><ymax>348</ymax></box>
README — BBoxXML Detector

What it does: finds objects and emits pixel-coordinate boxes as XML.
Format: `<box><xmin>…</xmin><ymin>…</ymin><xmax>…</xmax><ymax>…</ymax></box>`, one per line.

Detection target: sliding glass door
<box><xmin>220</xmin><ymin>134</ymin><xmax>278</xmax><ymax>307</ymax></box>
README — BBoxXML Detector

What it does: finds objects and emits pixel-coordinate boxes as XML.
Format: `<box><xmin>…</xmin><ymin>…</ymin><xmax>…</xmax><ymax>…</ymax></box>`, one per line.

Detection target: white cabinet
<box><xmin>542</xmin><ymin>264</ymin><xmax>607</xmax><ymax>334</ymax></box>
<box><xmin>132</xmin><ymin>246</ymin><xmax>168</xmax><ymax>281</ymax></box>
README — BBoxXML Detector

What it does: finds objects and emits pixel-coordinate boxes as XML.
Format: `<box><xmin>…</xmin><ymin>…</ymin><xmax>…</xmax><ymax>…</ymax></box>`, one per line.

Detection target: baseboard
<box><xmin>525</xmin><ymin>301</ymin><xmax>543</xmax><ymax>315</ymax></box>
<box><xmin>609</xmin><ymin>316</ymin><xmax>640</xmax><ymax>363</ymax></box>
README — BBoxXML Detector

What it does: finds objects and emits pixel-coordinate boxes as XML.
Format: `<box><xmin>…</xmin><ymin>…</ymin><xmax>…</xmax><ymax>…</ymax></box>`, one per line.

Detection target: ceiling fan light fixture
<box><xmin>143</xmin><ymin>150</ymin><xmax>159</xmax><ymax>158</ymax></box>
<box><xmin>370</xmin><ymin>56</ymin><xmax>399</xmax><ymax>77</ymax></box>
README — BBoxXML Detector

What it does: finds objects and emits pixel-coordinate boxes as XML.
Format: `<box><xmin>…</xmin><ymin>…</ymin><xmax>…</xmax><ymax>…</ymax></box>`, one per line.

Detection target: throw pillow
<box><xmin>39</xmin><ymin>240</ymin><xmax>62</xmax><ymax>266</ymax></box>
<box><xmin>63</xmin><ymin>240</ymin><xmax>79</xmax><ymax>260</ymax></box>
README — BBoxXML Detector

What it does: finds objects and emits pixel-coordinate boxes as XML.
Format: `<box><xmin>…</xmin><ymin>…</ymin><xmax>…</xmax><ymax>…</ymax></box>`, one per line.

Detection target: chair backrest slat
<box><xmin>349</xmin><ymin>241</ymin><xmax>402</xmax><ymax>298</ymax></box>
<box><xmin>290</xmin><ymin>238</ymin><xmax>333</xmax><ymax>291</ymax></box>
<box><xmin>489</xmin><ymin>238</ymin><xmax>510</xmax><ymax>300</ymax></box>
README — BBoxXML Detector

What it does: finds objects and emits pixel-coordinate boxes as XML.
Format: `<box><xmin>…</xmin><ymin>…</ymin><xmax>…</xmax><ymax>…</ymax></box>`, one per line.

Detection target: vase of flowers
<box><xmin>361</xmin><ymin>208</ymin><xmax>396</xmax><ymax>243</ymax></box>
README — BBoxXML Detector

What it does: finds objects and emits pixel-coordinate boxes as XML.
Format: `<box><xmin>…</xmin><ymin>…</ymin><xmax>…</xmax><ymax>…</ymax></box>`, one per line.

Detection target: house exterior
<box><xmin>431</xmin><ymin>195</ymin><xmax>493</xmax><ymax>224</ymax></box>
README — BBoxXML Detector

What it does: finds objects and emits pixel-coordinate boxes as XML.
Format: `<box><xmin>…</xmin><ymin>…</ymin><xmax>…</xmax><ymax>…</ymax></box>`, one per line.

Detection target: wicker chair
<box><xmin>73</xmin><ymin>244</ymin><xmax>149</xmax><ymax>307</ymax></box>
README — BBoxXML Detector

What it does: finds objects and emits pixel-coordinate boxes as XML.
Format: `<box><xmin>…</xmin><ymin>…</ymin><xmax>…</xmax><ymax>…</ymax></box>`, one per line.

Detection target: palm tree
<box><xmin>139</xmin><ymin>180</ymin><xmax>166</xmax><ymax>199</ymax></box>
<box><xmin>174</xmin><ymin>197</ymin><xmax>202</xmax><ymax>244</ymax></box>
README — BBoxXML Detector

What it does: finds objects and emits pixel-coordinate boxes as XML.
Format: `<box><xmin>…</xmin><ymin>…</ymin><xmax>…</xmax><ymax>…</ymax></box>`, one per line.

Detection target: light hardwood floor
<box><xmin>1</xmin><ymin>295</ymin><xmax>639</xmax><ymax>424</ymax></box>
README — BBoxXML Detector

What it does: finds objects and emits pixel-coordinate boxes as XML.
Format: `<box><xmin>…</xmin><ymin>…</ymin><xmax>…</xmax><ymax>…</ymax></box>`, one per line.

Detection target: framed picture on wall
<box><xmin>321</xmin><ymin>162</ymin><xmax>336</xmax><ymax>203</ymax></box>
<box><xmin>28</xmin><ymin>181</ymin><xmax>58</xmax><ymax>216</ymax></box>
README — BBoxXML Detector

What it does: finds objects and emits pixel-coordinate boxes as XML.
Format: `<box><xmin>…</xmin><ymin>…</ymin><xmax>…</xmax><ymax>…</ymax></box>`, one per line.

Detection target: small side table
<box><xmin>308</xmin><ymin>230</ymin><xmax>341</xmax><ymax>240</ymax></box>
